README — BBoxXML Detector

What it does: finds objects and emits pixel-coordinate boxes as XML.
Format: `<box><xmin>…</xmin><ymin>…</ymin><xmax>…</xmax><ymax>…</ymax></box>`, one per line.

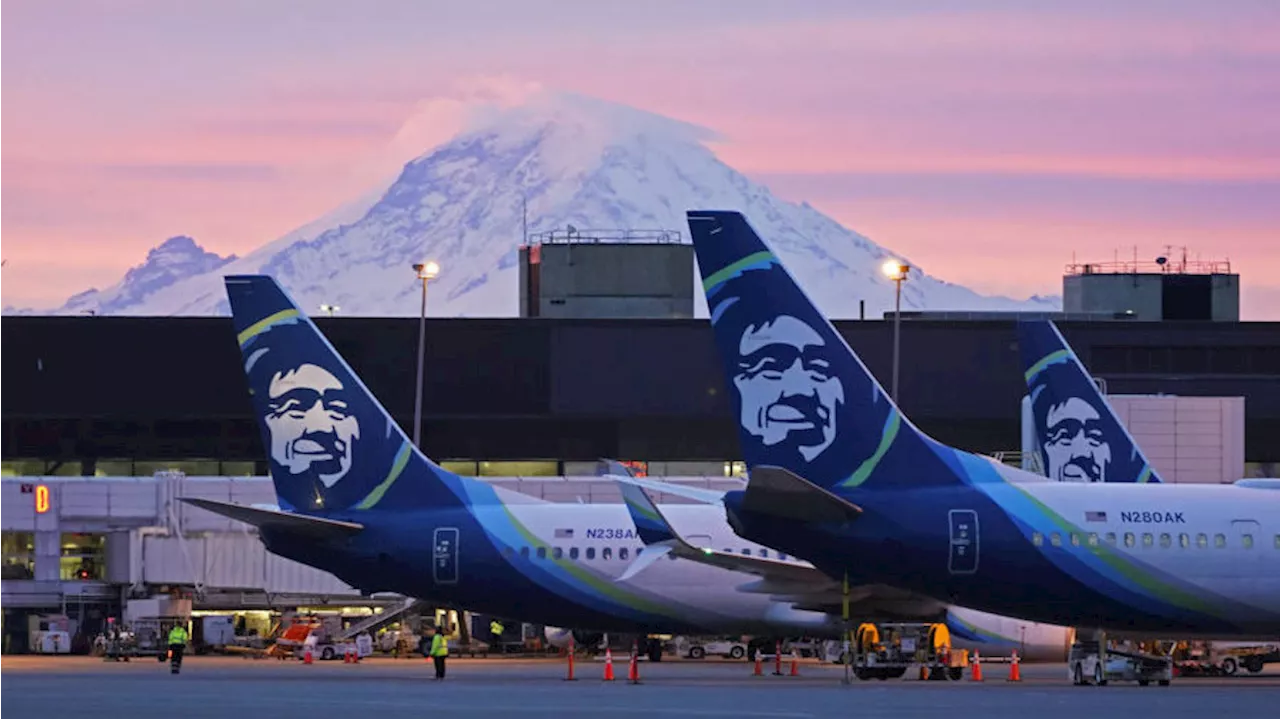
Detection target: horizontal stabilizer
<box><xmin>742</xmin><ymin>466</ymin><xmax>863</xmax><ymax>524</ymax></box>
<box><xmin>612</xmin><ymin>476</ymin><xmax>831</xmax><ymax>585</ymax></box>
<box><xmin>596</xmin><ymin>459</ymin><xmax>728</xmax><ymax>505</ymax></box>
<box><xmin>180</xmin><ymin>497</ymin><xmax>364</xmax><ymax>537</ymax></box>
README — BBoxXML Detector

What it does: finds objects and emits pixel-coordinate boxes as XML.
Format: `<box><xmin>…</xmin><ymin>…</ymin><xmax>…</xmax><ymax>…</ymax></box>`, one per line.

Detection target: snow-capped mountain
<box><xmin>57</xmin><ymin>236</ymin><xmax>237</xmax><ymax>316</ymax></box>
<box><xmin>42</xmin><ymin>91</ymin><xmax>1060</xmax><ymax>319</ymax></box>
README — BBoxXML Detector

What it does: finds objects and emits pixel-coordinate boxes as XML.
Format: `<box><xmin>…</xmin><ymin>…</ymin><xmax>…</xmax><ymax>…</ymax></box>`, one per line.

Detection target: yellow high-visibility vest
<box><xmin>430</xmin><ymin>634</ymin><xmax>448</xmax><ymax>657</ymax></box>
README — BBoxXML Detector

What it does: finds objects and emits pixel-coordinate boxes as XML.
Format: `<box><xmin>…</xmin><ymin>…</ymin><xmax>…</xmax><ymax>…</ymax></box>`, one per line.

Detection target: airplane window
<box><xmin>603</xmin><ymin>548</ymin><xmax>613</xmax><ymax>560</ymax></box>
<box><xmin>741</xmin><ymin>549</ymin><xmax>751</xmax><ymax>556</ymax></box>
<box><xmin>1070</xmin><ymin>533</ymin><xmax>1081</xmax><ymax>547</ymax></box>
<box><xmin>1178</xmin><ymin>534</ymin><xmax>1190</xmax><ymax>549</ymax></box>
<box><xmin>1105</xmin><ymin>532</ymin><xmax>1117</xmax><ymax>546</ymax></box>
<box><xmin>724</xmin><ymin>548</ymin><xmax>732</xmax><ymax>554</ymax></box>
<box><xmin>758</xmin><ymin>549</ymin><xmax>768</xmax><ymax>558</ymax></box>
<box><xmin>1032</xmin><ymin>532</ymin><xmax>1043</xmax><ymax>546</ymax></box>
<box><xmin>569</xmin><ymin>547</ymin><xmax>579</xmax><ymax>560</ymax></box>
<box><xmin>1214</xmin><ymin>534</ymin><xmax>1226</xmax><ymax>548</ymax></box>
<box><xmin>553</xmin><ymin>547</ymin><xmax>564</xmax><ymax>560</ymax></box>
<box><xmin>1049</xmin><ymin>533</ymin><xmax>1062</xmax><ymax>547</ymax></box>
<box><xmin>502</xmin><ymin>546</ymin><xmax>514</xmax><ymax>558</ymax></box>
<box><xmin>779</xmin><ymin>553</ymin><xmax>788</xmax><ymax>561</ymax></box>
<box><xmin>1142</xmin><ymin>533</ymin><xmax>1154</xmax><ymax>548</ymax></box>
<box><xmin>586</xmin><ymin>547</ymin><xmax>596</xmax><ymax>560</ymax></box>
<box><xmin>1124</xmin><ymin>533</ymin><xmax>1135</xmax><ymax>548</ymax></box>
<box><xmin>1087</xmin><ymin>533</ymin><xmax>1099</xmax><ymax>547</ymax></box>
<box><xmin>1196</xmin><ymin>534</ymin><xmax>1208</xmax><ymax>549</ymax></box>
<box><xmin>620</xmin><ymin>548</ymin><xmax>630</xmax><ymax>560</ymax></box>
<box><xmin>537</xmin><ymin>547</ymin><xmax>547</xmax><ymax>559</ymax></box>
<box><xmin>1274</xmin><ymin>535</ymin><xmax>1280</xmax><ymax>549</ymax></box>
<box><xmin>1242</xmin><ymin>534</ymin><xmax>1254</xmax><ymax>549</ymax></box>
<box><xmin>520</xmin><ymin>547</ymin><xmax>530</xmax><ymax>558</ymax></box>
<box><xmin>1159</xmin><ymin>533</ymin><xmax>1171</xmax><ymax>548</ymax></box>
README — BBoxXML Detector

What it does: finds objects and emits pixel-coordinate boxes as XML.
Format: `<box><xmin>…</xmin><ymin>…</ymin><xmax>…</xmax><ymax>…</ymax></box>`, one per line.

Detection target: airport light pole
<box><xmin>411</xmin><ymin>261</ymin><xmax>441</xmax><ymax>449</ymax></box>
<box><xmin>881</xmin><ymin>259</ymin><xmax>911</xmax><ymax>403</ymax></box>
<box><xmin>320</xmin><ymin>304</ymin><xmax>339</xmax><ymax>317</ymax></box>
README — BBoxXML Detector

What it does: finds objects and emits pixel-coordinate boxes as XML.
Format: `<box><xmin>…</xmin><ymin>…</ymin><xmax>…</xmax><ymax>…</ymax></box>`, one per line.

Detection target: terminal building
<box><xmin>3</xmin><ymin>236</ymin><xmax>1277</xmax><ymax>653</ymax></box>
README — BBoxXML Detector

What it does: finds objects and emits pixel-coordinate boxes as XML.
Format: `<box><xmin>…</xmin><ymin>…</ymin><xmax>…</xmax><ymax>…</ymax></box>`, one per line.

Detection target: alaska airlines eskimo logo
<box><xmin>264</xmin><ymin>363</ymin><xmax>360</xmax><ymax>487</ymax></box>
<box><xmin>733</xmin><ymin>315</ymin><xmax>844</xmax><ymax>462</ymax></box>
<box><xmin>1029</xmin><ymin>382</ymin><xmax>1113</xmax><ymax>483</ymax></box>
<box><xmin>244</xmin><ymin>318</ymin><xmax>364</xmax><ymax>493</ymax></box>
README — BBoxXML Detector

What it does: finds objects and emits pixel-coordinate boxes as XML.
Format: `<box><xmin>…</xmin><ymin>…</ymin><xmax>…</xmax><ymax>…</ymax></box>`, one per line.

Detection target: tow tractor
<box><xmin>1068</xmin><ymin>636</ymin><xmax>1172</xmax><ymax>687</ymax></box>
<box><xmin>851</xmin><ymin>622</ymin><xmax>969</xmax><ymax>681</ymax></box>
<box><xmin>1173</xmin><ymin>641</ymin><xmax>1279</xmax><ymax>676</ymax></box>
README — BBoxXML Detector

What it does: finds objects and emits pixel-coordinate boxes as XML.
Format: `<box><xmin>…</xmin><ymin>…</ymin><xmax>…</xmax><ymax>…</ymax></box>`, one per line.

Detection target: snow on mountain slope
<box><xmin>42</xmin><ymin>91</ymin><xmax>1059</xmax><ymax>319</ymax></box>
<box><xmin>55</xmin><ymin>236</ymin><xmax>236</xmax><ymax>316</ymax></box>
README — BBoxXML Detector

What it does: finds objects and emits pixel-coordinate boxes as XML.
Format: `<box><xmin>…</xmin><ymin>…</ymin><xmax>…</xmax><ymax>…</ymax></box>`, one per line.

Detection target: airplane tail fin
<box><xmin>1018</xmin><ymin>320</ymin><xmax>1163</xmax><ymax>483</ymax></box>
<box><xmin>686</xmin><ymin>210</ymin><xmax>955</xmax><ymax>494</ymax></box>
<box><xmin>224</xmin><ymin>275</ymin><xmax>490</xmax><ymax>513</ymax></box>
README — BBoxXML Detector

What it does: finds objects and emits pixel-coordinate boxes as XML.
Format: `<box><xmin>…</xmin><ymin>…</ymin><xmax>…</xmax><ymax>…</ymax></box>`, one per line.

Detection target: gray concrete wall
<box><xmin>1063</xmin><ymin>273</ymin><xmax>1164</xmax><ymax>319</ymax></box>
<box><xmin>527</xmin><ymin>243</ymin><xmax>695</xmax><ymax>319</ymax></box>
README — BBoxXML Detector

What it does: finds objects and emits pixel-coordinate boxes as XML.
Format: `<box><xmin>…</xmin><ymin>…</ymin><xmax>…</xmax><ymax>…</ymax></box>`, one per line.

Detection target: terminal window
<box><xmin>2</xmin><ymin>532</ymin><xmax>35</xmax><ymax>580</ymax></box>
<box><xmin>60</xmin><ymin>533</ymin><xmax>106</xmax><ymax>581</ymax></box>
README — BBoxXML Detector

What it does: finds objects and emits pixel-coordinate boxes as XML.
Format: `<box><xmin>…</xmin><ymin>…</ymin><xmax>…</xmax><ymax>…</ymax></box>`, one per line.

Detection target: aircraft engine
<box><xmin>543</xmin><ymin>627</ymin><xmax>604</xmax><ymax>651</ymax></box>
<box><xmin>943</xmin><ymin>607</ymin><xmax>1074</xmax><ymax>663</ymax></box>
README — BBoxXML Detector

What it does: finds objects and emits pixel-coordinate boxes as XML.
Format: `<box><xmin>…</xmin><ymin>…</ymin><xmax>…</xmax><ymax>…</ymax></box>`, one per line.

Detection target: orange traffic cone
<box><xmin>564</xmin><ymin>638</ymin><xmax>578</xmax><ymax>681</ymax></box>
<box><xmin>603</xmin><ymin>648</ymin><xmax>616</xmax><ymax>681</ymax></box>
<box><xmin>304</xmin><ymin>645</ymin><xmax>313</xmax><ymax>665</ymax></box>
<box><xmin>918</xmin><ymin>664</ymin><xmax>929</xmax><ymax>680</ymax></box>
<box><xmin>628</xmin><ymin>643</ymin><xmax>641</xmax><ymax>684</ymax></box>
<box><xmin>753</xmin><ymin>651</ymin><xmax>763</xmax><ymax>676</ymax></box>
<box><xmin>773</xmin><ymin>641</ymin><xmax>783</xmax><ymax>675</ymax></box>
<box><xmin>789</xmin><ymin>653</ymin><xmax>800</xmax><ymax>677</ymax></box>
<box><xmin>1007</xmin><ymin>650</ymin><xmax>1021</xmax><ymax>682</ymax></box>
<box><xmin>970</xmin><ymin>651</ymin><xmax>983</xmax><ymax>681</ymax></box>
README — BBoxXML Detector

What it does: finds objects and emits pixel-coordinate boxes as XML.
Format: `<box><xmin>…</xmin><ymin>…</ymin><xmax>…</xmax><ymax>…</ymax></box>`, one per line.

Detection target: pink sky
<box><xmin>4</xmin><ymin>0</ymin><xmax>1278</xmax><ymax>317</ymax></box>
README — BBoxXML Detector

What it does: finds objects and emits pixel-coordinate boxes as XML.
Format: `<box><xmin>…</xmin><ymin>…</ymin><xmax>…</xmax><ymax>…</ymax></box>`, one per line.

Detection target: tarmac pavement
<box><xmin>4</xmin><ymin>655</ymin><xmax>1277</xmax><ymax>718</ymax></box>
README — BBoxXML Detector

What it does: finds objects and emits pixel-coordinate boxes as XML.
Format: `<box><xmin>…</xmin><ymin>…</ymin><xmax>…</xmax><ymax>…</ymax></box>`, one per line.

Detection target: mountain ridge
<box><xmin>32</xmin><ymin>90</ymin><xmax>1060</xmax><ymax>319</ymax></box>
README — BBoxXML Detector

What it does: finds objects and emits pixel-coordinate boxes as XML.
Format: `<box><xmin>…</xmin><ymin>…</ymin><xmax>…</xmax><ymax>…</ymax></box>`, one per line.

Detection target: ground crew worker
<box><xmin>426</xmin><ymin>625</ymin><xmax>448</xmax><ymax>680</ymax></box>
<box><xmin>167</xmin><ymin>623</ymin><xmax>189</xmax><ymax>674</ymax></box>
<box><xmin>490</xmin><ymin>620</ymin><xmax>504</xmax><ymax>645</ymax></box>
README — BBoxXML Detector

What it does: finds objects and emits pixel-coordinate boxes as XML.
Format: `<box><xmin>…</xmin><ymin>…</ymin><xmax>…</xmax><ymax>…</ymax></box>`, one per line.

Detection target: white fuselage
<box><xmin>930</xmin><ymin>467</ymin><xmax>1280</xmax><ymax>638</ymax></box>
<box><xmin>498</xmin><ymin>499</ymin><xmax>1075</xmax><ymax>659</ymax></box>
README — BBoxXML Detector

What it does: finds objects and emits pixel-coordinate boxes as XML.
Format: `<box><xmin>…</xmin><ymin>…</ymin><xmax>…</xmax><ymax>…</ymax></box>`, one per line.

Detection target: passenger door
<box><xmin>433</xmin><ymin>527</ymin><xmax>459</xmax><ymax>585</ymax></box>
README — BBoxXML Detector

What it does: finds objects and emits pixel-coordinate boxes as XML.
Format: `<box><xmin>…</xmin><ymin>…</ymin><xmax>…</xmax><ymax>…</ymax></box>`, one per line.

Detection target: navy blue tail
<box><xmin>686</xmin><ymin>211</ymin><xmax>956</xmax><ymax>494</ymax></box>
<box><xmin>225</xmin><ymin>275</ymin><xmax>485</xmax><ymax>513</ymax></box>
<box><xmin>1018</xmin><ymin>320</ymin><xmax>1162</xmax><ymax>484</ymax></box>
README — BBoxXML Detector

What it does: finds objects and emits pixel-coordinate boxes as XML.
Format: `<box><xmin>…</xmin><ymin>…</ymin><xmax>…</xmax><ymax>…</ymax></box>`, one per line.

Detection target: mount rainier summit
<box><xmin>38</xmin><ymin>92</ymin><xmax>1059</xmax><ymax>319</ymax></box>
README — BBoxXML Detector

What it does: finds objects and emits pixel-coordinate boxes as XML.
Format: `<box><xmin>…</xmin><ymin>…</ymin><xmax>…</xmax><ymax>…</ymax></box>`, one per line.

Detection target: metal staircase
<box><xmin>335</xmin><ymin>597</ymin><xmax>427</xmax><ymax>641</ymax></box>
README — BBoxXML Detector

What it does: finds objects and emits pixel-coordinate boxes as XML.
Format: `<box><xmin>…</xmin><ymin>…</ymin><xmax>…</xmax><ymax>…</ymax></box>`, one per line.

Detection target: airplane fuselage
<box><xmin>263</xmin><ymin>502</ymin><xmax>841</xmax><ymax>636</ymax></box>
<box><xmin>727</xmin><ymin>475</ymin><xmax>1280</xmax><ymax>639</ymax></box>
<box><xmin>256</xmin><ymin>499</ymin><xmax>1074</xmax><ymax>658</ymax></box>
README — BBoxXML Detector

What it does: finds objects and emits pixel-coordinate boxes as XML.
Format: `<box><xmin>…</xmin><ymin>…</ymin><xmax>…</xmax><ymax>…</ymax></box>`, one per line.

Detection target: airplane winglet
<box><xmin>596</xmin><ymin>458</ymin><xmax>638</xmax><ymax>478</ymax></box>
<box><xmin>741</xmin><ymin>466</ymin><xmax>863</xmax><ymax>524</ymax></box>
<box><xmin>610</xmin><ymin>474</ymin><xmax>831</xmax><ymax>586</ymax></box>
<box><xmin>616</xmin><ymin>543</ymin><xmax>675</xmax><ymax>582</ymax></box>
<box><xmin>618</xmin><ymin>478</ymin><xmax>681</xmax><ymax>545</ymax></box>
<box><xmin>180</xmin><ymin>497</ymin><xmax>365</xmax><ymax>537</ymax></box>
